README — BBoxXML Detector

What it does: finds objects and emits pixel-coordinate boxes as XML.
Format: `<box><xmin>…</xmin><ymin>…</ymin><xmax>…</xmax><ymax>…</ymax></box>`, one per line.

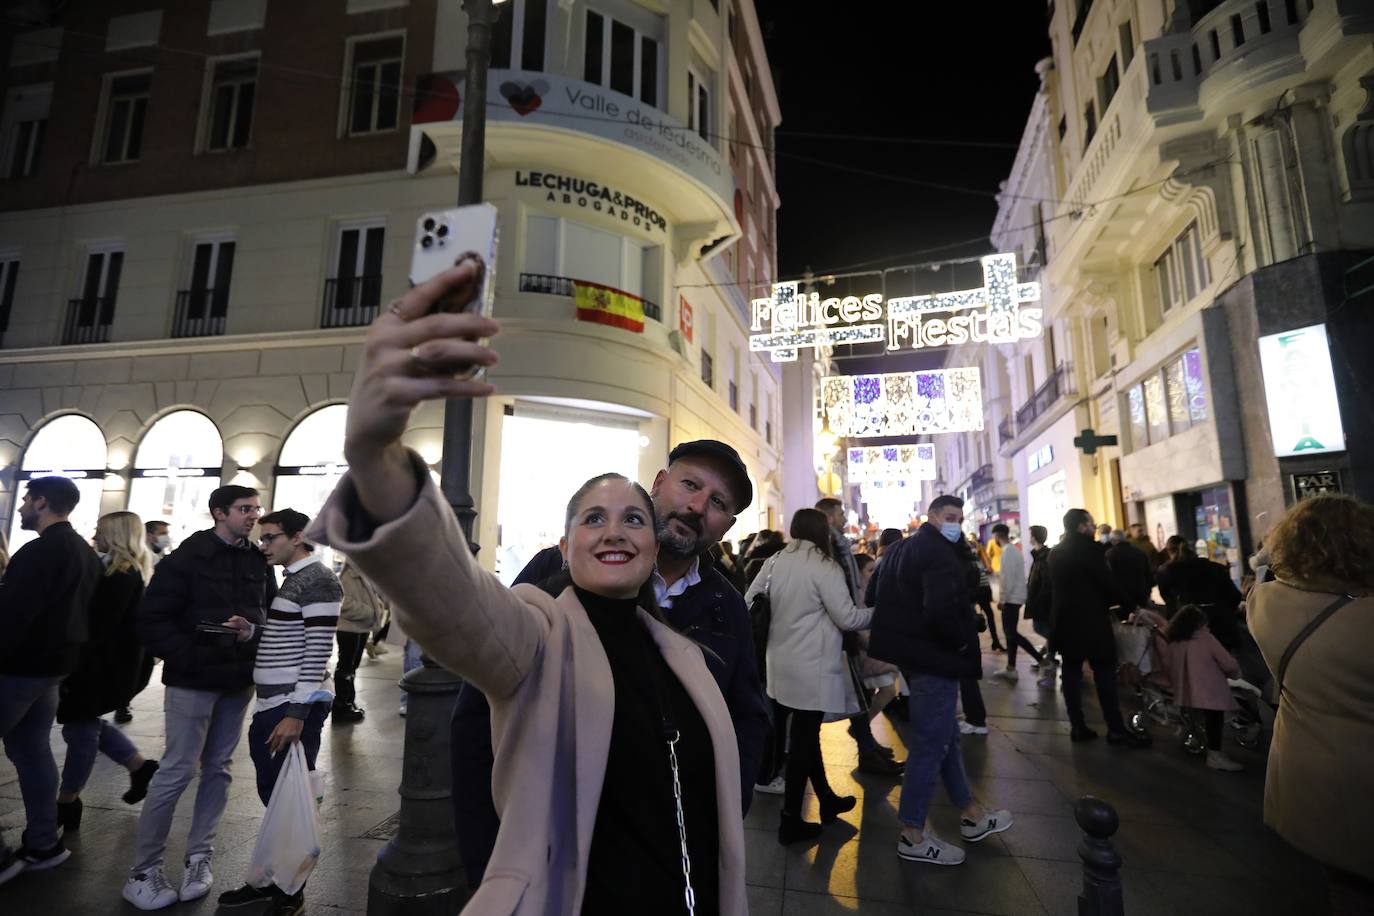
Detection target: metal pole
<box><xmin>368</xmin><ymin>3</ymin><xmax>502</xmax><ymax>912</ymax></box>
<box><xmin>1075</xmin><ymin>795</ymin><xmax>1125</xmax><ymax>916</ymax></box>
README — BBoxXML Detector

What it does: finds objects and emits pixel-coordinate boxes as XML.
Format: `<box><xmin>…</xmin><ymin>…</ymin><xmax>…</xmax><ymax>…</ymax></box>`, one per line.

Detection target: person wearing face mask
<box><xmin>868</xmin><ymin>495</ymin><xmax>1014</xmax><ymax>867</ymax></box>
<box><xmin>304</xmin><ymin>262</ymin><xmax>750</xmax><ymax>914</ymax></box>
<box><xmin>145</xmin><ymin>521</ymin><xmax>172</xmax><ymax>566</ymax></box>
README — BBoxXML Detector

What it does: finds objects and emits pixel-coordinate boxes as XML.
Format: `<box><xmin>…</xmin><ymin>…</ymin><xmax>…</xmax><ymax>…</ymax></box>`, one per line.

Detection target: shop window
<box><xmin>98</xmin><ymin>71</ymin><xmax>151</xmax><ymax>164</ymax></box>
<box><xmin>10</xmin><ymin>415</ymin><xmax>107</xmax><ymax>551</ymax></box>
<box><xmin>127</xmin><ymin>411</ymin><xmax>223</xmax><ymax>551</ymax></box>
<box><xmin>1126</xmin><ymin>346</ymin><xmax>1207</xmax><ymax>450</ymax></box>
<box><xmin>584</xmin><ymin>8</ymin><xmax>662</xmax><ymax>106</ymax></box>
<box><xmin>491</xmin><ymin>0</ymin><xmax>547</xmax><ymax>71</ymax></box>
<box><xmin>2</xmin><ymin>83</ymin><xmax>50</xmax><ymax>178</ymax></box>
<box><xmin>202</xmin><ymin>55</ymin><xmax>257</xmax><ymax>152</ymax></box>
<box><xmin>345</xmin><ymin>35</ymin><xmax>403</xmax><ymax>135</ymax></box>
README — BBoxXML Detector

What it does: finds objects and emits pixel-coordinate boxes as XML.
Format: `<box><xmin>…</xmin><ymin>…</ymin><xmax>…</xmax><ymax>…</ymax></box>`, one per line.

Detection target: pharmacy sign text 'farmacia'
<box><xmin>749</xmin><ymin>252</ymin><xmax>1042</xmax><ymax>361</ymax></box>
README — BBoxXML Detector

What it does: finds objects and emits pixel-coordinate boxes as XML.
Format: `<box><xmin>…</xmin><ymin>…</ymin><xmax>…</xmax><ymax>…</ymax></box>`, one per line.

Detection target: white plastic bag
<box><xmin>244</xmin><ymin>743</ymin><xmax>322</xmax><ymax>895</ymax></box>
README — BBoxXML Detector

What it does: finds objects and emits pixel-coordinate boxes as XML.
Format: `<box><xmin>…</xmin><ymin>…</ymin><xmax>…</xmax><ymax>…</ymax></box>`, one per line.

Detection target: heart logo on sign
<box><xmin>499</xmin><ymin>81</ymin><xmax>547</xmax><ymax>116</ymax></box>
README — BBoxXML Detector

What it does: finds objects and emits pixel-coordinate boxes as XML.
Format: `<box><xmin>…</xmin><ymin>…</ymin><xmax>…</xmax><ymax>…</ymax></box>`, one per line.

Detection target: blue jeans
<box><xmin>897</xmin><ymin>672</ymin><xmax>973</xmax><ymax>830</ymax></box>
<box><xmin>0</xmin><ymin>675</ymin><xmax>63</xmax><ymax>851</ymax></box>
<box><xmin>399</xmin><ymin>639</ymin><xmax>422</xmax><ymax>712</ymax></box>
<box><xmin>60</xmin><ymin>717</ymin><xmax>140</xmax><ymax>794</ymax></box>
<box><xmin>247</xmin><ymin>702</ymin><xmax>330</xmax><ymax>806</ymax></box>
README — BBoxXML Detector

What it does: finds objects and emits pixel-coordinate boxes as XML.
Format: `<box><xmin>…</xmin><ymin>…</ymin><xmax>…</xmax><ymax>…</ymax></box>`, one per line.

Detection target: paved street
<box><xmin>2</xmin><ymin>630</ymin><xmax>1329</xmax><ymax>915</ymax></box>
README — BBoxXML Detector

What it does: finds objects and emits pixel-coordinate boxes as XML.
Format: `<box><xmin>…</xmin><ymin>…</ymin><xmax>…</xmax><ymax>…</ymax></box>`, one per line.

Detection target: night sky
<box><xmin>754</xmin><ymin>2</ymin><xmax>1053</xmax><ymax>283</ymax></box>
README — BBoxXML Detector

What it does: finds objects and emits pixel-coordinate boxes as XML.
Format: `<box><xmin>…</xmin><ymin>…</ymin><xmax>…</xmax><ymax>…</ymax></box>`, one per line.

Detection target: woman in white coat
<box><xmin>746</xmin><ymin>508</ymin><xmax>872</xmax><ymax>844</ymax></box>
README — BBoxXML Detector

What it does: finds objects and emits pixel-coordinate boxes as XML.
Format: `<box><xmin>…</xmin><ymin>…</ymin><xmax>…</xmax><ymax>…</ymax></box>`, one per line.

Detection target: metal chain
<box><xmin>665</xmin><ymin>729</ymin><xmax>696</xmax><ymax>916</ymax></box>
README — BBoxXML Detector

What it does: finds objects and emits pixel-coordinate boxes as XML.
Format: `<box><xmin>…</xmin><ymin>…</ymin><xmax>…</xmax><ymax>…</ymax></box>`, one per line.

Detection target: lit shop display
<box><xmin>127</xmin><ymin>410</ymin><xmax>223</xmax><ymax>550</ymax></box>
<box><xmin>822</xmin><ymin>368</ymin><xmax>984</xmax><ymax>438</ymax></box>
<box><xmin>860</xmin><ymin>479</ymin><xmax>922</xmax><ymax>531</ymax></box>
<box><xmin>1258</xmin><ymin>323</ymin><xmax>1346</xmax><ymax>457</ymax></box>
<box><xmin>749</xmin><ymin>252</ymin><xmax>1042</xmax><ymax>362</ymax></box>
<box><xmin>846</xmin><ymin>444</ymin><xmax>936</xmax><ymax>482</ymax></box>
<box><xmin>10</xmin><ymin>414</ymin><xmax>108</xmax><ymax>550</ymax></box>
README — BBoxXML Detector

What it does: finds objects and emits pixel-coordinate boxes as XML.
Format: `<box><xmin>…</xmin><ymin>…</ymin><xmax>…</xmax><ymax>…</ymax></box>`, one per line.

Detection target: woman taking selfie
<box><xmin>309</xmin><ymin>261</ymin><xmax>744</xmax><ymax>915</ymax></box>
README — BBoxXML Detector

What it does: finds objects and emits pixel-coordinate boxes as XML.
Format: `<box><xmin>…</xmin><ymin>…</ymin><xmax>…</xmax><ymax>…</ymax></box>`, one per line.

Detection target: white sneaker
<box><xmin>754</xmin><ymin>775</ymin><xmax>786</xmax><ymax>795</ymax></box>
<box><xmin>958</xmin><ymin>720</ymin><xmax>989</xmax><ymax>735</ymax></box>
<box><xmin>961</xmin><ymin>808</ymin><xmax>1014</xmax><ymax>841</ymax></box>
<box><xmin>124</xmin><ymin>868</ymin><xmax>179</xmax><ymax>910</ymax></box>
<box><xmin>1206</xmin><ymin>750</ymin><xmax>1243</xmax><ymax>772</ymax></box>
<box><xmin>992</xmin><ymin>669</ymin><xmax>1019</xmax><ymax>682</ymax></box>
<box><xmin>897</xmin><ymin>831</ymin><xmax>965</xmax><ymax>865</ymax></box>
<box><xmin>179</xmin><ymin>853</ymin><xmax>213</xmax><ymax>901</ymax></box>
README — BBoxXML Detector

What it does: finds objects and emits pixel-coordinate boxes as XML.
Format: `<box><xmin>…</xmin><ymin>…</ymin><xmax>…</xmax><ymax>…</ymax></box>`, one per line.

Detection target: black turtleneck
<box><xmin>575</xmin><ymin>586</ymin><xmax>719</xmax><ymax>916</ymax></box>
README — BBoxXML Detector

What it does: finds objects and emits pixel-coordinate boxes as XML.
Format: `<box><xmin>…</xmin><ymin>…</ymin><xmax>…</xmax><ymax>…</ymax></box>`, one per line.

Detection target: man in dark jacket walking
<box><xmin>449</xmin><ymin>440</ymin><xmax>770</xmax><ymax>887</ymax></box>
<box><xmin>1105</xmin><ymin>529</ymin><xmax>1154</xmax><ymax>610</ymax></box>
<box><xmin>1049</xmin><ymin>509</ymin><xmax>1150</xmax><ymax>747</ymax></box>
<box><xmin>124</xmin><ymin>485</ymin><xmax>275</xmax><ymax>911</ymax></box>
<box><xmin>1024</xmin><ymin>526</ymin><xmax>1057</xmax><ymax>686</ymax></box>
<box><xmin>0</xmin><ymin>477</ymin><xmax>102</xmax><ymax>885</ymax></box>
<box><xmin>869</xmin><ymin>495</ymin><xmax>1014</xmax><ymax>867</ymax></box>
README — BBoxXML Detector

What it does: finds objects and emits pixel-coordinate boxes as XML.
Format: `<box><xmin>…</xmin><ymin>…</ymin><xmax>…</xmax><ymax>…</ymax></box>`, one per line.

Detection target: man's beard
<box><xmin>18</xmin><ymin>510</ymin><xmax>35</xmax><ymax>530</ymax></box>
<box><xmin>656</xmin><ymin>509</ymin><xmax>710</xmax><ymax>558</ymax></box>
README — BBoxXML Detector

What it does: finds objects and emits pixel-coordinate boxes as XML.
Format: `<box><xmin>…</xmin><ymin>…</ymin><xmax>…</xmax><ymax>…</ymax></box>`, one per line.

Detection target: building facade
<box><xmin>0</xmin><ymin>0</ymin><xmax>785</xmax><ymax>576</ymax></box>
<box><xmin>962</xmin><ymin>0</ymin><xmax>1374</xmax><ymax>576</ymax></box>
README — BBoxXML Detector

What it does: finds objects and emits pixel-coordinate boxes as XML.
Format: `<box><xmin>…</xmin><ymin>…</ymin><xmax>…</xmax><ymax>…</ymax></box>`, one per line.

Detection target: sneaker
<box><xmin>1206</xmin><ymin>750</ymin><xmax>1244</xmax><ymax>771</ymax></box>
<box><xmin>124</xmin><ymin>759</ymin><xmax>159</xmax><ymax>804</ymax></box>
<box><xmin>896</xmin><ymin>831</ymin><xmax>965</xmax><ymax>865</ymax></box>
<box><xmin>179</xmin><ymin>853</ymin><xmax>213</xmax><ymax>901</ymax></box>
<box><xmin>398</xmin><ymin>703</ymin><xmax>407</xmax><ymax>718</ymax></box>
<box><xmin>992</xmin><ymin>669</ymin><xmax>1019</xmax><ymax>682</ymax></box>
<box><xmin>0</xmin><ymin>841</ymin><xmax>70</xmax><ymax>887</ymax></box>
<box><xmin>0</xmin><ymin>847</ymin><xmax>21</xmax><ymax>887</ymax></box>
<box><xmin>754</xmin><ymin>775</ymin><xmax>786</xmax><ymax>795</ymax></box>
<box><xmin>123</xmin><ymin>868</ymin><xmax>179</xmax><ymax>910</ymax></box>
<box><xmin>958</xmin><ymin>720</ymin><xmax>989</xmax><ymax>736</ymax></box>
<box><xmin>218</xmin><ymin>883</ymin><xmax>275</xmax><ymax>908</ymax></box>
<box><xmin>961</xmin><ymin>808</ymin><xmax>1014</xmax><ymax>841</ymax></box>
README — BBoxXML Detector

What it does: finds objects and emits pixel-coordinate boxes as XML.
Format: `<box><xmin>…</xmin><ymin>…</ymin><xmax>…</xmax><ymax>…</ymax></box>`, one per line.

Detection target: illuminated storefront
<box><xmin>10</xmin><ymin>415</ymin><xmax>107</xmax><ymax>551</ymax></box>
<box><xmin>127</xmin><ymin>410</ymin><xmax>223</xmax><ymax>549</ymax></box>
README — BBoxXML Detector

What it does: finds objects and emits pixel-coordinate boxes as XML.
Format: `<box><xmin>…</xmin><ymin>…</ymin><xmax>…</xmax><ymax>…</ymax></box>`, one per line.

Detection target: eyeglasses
<box><xmin>258</xmin><ymin>533</ymin><xmax>285</xmax><ymax>546</ymax></box>
<box><xmin>231</xmin><ymin>505</ymin><xmax>263</xmax><ymax>516</ymax></box>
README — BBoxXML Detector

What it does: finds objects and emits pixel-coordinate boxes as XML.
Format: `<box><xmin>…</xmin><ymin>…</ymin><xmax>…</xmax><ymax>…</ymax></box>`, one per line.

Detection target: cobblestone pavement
<box><xmin>1</xmin><ymin>627</ymin><xmax>1328</xmax><ymax>915</ymax></box>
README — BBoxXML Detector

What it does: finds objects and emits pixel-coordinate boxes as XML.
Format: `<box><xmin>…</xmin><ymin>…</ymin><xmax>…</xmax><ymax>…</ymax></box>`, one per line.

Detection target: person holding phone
<box><xmin>306</xmin><ymin>260</ymin><xmax>748</xmax><ymax>914</ymax></box>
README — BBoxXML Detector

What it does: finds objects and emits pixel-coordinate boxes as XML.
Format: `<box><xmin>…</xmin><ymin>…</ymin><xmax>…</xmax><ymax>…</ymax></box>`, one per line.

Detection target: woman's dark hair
<box><xmin>855</xmin><ymin>554</ymin><xmax>875</xmax><ymax>573</ymax></box>
<box><xmin>1165</xmin><ymin>535</ymin><xmax>1193</xmax><ymax>560</ymax></box>
<box><xmin>789</xmin><ymin>508</ymin><xmax>834</xmax><ymax>560</ymax></box>
<box><xmin>1165</xmin><ymin>604</ymin><xmax>1208</xmax><ymax>642</ymax></box>
<box><xmin>878</xmin><ymin>528</ymin><xmax>903</xmax><ymax>553</ymax></box>
<box><xmin>558</xmin><ymin>472</ymin><xmax>665</xmax><ymax>623</ymax></box>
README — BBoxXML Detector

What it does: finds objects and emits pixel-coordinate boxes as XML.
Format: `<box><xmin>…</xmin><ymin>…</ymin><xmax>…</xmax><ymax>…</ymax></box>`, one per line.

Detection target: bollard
<box><xmin>367</xmin><ymin>658</ymin><xmax>467</xmax><ymax>915</ymax></box>
<box><xmin>1076</xmin><ymin>795</ymin><xmax>1125</xmax><ymax>916</ymax></box>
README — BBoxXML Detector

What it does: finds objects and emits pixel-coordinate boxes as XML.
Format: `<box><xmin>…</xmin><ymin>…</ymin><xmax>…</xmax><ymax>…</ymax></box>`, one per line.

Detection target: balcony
<box><xmin>998</xmin><ymin>415</ymin><xmax>1015</xmax><ymax>446</ymax></box>
<box><xmin>518</xmin><ymin>272</ymin><xmax>661</xmax><ymax>322</ymax></box>
<box><xmin>172</xmin><ymin>289</ymin><xmax>228</xmax><ymax>338</ymax></box>
<box><xmin>321</xmin><ymin>275</ymin><xmax>382</xmax><ymax>329</ymax></box>
<box><xmin>1015</xmin><ymin>362</ymin><xmax>1077</xmax><ymax>433</ymax></box>
<box><xmin>63</xmin><ymin>297</ymin><xmax>114</xmax><ymax>345</ymax></box>
<box><xmin>967</xmin><ymin>463</ymin><xmax>995</xmax><ymax>495</ymax></box>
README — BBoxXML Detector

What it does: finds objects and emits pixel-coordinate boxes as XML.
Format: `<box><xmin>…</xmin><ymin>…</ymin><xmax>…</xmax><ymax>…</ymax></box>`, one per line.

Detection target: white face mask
<box><xmin>154</xmin><ymin>534</ymin><xmax>172</xmax><ymax>550</ymax></box>
<box><xmin>940</xmin><ymin>522</ymin><xmax>963</xmax><ymax>543</ymax></box>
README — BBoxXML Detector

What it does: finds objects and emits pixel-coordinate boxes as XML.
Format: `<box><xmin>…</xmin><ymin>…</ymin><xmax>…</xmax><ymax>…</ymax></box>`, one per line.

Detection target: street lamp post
<box><xmin>367</xmin><ymin>2</ymin><xmax>504</xmax><ymax>912</ymax></box>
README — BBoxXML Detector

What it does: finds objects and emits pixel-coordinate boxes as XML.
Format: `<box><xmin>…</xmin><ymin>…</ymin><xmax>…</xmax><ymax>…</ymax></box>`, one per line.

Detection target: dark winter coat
<box><xmin>0</xmin><ymin>522</ymin><xmax>103</xmax><ymax>678</ymax></box>
<box><xmin>1156</xmin><ymin>555</ymin><xmax>1243</xmax><ymax>647</ymax></box>
<box><xmin>1025</xmin><ymin>545</ymin><xmax>1052</xmax><ymax>622</ymax></box>
<box><xmin>1048</xmin><ymin>532</ymin><xmax>1131</xmax><ymax>661</ymax></box>
<box><xmin>743</xmin><ymin>540</ymin><xmax>785</xmax><ymax>589</ymax></box>
<box><xmin>58</xmin><ymin>565</ymin><xmax>145</xmax><ymax>722</ymax></box>
<box><xmin>867</xmin><ymin>523</ymin><xmax>981</xmax><ymax>680</ymax></box>
<box><xmin>137</xmin><ymin>529</ymin><xmax>275</xmax><ymax>693</ymax></box>
<box><xmin>1105</xmin><ymin>541</ymin><xmax>1154</xmax><ymax>609</ymax></box>
<box><xmin>450</xmin><ymin>544</ymin><xmax>769</xmax><ymax>886</ymax></box>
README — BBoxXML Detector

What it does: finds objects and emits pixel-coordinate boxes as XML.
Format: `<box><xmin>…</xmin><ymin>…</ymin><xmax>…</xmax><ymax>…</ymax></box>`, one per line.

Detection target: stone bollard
<box><xmin>1075</xmin><ymin>795</ymin><xmax>1125</xmax><ymax>916</ymax></box>
<box><xmin>367</xmin><ymin>658</ymin><xmax>467</xmax><ymax>915</ymax></box>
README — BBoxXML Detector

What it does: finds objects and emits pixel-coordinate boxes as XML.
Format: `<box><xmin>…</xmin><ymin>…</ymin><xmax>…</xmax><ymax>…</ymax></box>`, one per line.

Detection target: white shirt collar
<box><xmin>653</xmin><ymin>555</ymin><xmax>702</xmax><ymax>608</ymax></box>
<box><xmin>285</xmin><ymin>554</ymin><xmax>320</xmax><ymax>575</ymax></box>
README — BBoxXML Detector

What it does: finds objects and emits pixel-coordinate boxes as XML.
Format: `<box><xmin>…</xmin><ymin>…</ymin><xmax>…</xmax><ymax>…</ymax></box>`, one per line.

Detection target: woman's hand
<box><xmin>343</xmin><ymin>259</ymin><xmax>501</xmax><ymax>523</ymax></box>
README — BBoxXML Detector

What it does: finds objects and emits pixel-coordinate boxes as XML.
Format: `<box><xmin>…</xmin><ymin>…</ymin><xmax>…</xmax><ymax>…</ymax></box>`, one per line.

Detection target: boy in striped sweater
<box><xmin>218</xmin><ymin>509</ymin><xmax>341</xmax><ymax>915</ymax></box>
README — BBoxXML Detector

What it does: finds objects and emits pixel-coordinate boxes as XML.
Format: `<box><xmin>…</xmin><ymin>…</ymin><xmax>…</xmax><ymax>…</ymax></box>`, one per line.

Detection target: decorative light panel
<box><xmin>847</xmin><ymin>443</ymin><xmax>937</xmax><ymax>482</ymax></box>
<box><xmin>822</xmin><ymin>368</ymin><xmax>985</xmax><ymax>437</ymax></box>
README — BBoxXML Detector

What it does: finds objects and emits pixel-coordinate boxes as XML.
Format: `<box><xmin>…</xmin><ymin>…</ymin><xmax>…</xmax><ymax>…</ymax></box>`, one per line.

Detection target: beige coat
<box><xmin>1248</xmin><ymin>579</ymin><xmax>1374</xmax><ymax>880</ymax></box>
<box><xmin>310</xmin><ymin>458</ymin><xmax>747</xmax><ymax>915</ymax></box>
<box><xmin>337</xmin><ymin>562</ymin><xmax>386</xmax><ymax>634</ymax></box>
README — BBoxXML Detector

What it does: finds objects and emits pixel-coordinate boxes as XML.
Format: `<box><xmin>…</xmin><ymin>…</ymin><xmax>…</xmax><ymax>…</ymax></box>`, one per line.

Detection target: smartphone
<box><xmin>409</xmin><ymin>204</ymin><xmax>499</xmax><ymax>379</ymax></box>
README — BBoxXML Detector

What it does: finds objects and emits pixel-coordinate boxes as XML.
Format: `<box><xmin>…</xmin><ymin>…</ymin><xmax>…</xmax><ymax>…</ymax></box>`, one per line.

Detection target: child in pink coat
<box><xmin>1163</xmin><ymin>604</ymin><xmax>1243</xmax><ymax>771</ymax></box>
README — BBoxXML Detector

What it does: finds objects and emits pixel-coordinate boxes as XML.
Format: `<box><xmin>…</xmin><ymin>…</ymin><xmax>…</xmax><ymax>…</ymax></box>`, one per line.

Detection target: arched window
<box><xmin>127</xmin><ymin>411</ymin><xmax>224</xmax><ymax>550</ymax></box>
<box><xmin>10</xmin><ymin>415</ymin><xmax>108</xmax><ymax>550</ymax></box>
<box><xmin>273</xmin><ymin>404</ymin><xmax>349</xmax><ymax>520</ymax></box>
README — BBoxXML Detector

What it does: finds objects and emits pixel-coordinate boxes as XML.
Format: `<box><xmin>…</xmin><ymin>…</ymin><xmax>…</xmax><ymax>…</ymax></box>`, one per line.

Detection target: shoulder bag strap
<box><xmin>1276</xmin><ymin>594</ymin><xmax>1355</xmax><ymax>696</ymax></box>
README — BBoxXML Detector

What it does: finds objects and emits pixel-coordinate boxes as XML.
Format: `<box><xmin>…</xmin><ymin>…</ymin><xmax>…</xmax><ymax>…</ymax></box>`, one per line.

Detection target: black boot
<box><xmin>778</xmin><ymin>813</ymin><xmax>824</xmax><ymax>845</ymax></box>
<box><xmin>57</xmin><ymin>798</ymin><xmax>82</xmax><ymax>832</ymax></box>
<box><xmin>124</xmin><ymin>760</ymin><xmax>159</xmax><ymax>804</ymax></box>
<box><xmin>818</xmin><ymin>794</ymin><xmax>856</xmax><ymax>823</ymax></box>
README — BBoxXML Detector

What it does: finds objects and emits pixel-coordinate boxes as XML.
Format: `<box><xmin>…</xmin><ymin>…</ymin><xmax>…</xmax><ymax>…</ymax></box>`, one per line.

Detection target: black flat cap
<box><xmin>668</xmin><ymin>439</ymin><xmax>753</xmax><ymax>512</ymax></box>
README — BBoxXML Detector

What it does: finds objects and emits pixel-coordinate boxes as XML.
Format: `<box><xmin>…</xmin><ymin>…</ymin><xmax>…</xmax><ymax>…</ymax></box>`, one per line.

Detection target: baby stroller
<box><xmin>1115</xmin><ymin>609</ymin><xmax>1264</xmax><ymax>754</ymax></box>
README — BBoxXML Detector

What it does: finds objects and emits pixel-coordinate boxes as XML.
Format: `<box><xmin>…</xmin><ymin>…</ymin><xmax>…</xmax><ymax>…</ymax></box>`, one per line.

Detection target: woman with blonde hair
<box><xmin>1248</xmin><ymin>494</ymin><xmax>1374</xmax><ymax>914</ymax></box>
<box><xmin>54</xmin><ymin>511</ymin><xmax>159</xmax><ymax>831</ymax></box>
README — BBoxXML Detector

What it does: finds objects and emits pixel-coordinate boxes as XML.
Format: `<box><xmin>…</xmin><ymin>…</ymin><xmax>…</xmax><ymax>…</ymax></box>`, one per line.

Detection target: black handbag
<box><xmin>748</xmin><ymin>558</ymin><xmax>775</xmax><ymax>679</ymax></box>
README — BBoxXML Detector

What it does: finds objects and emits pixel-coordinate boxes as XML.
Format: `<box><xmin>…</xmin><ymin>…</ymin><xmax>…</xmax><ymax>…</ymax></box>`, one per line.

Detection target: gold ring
<box><xmin>389</xmin><ymin>301</ymin><xmax>408</xmax><ymax>320</ymax></box>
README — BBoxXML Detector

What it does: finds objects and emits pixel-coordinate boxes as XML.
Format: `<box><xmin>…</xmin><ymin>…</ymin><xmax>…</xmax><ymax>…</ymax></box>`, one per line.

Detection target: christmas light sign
<box><xmin>749</xmin><ymin>252</ymin><xmax>1042</xmax><ymax>362</ymax></box>
<box><xmin>847</xmin><ymin>444</ymin><xmax>937</xmax><ymax>482</ymax></box>
<box><xmin>823</xmin><ymin>368</ymin><xmax>984</xmax><ymax>438</ymax></box>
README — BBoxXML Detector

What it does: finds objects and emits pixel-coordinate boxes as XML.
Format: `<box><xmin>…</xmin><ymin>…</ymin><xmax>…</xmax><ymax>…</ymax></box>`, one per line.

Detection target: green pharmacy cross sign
<box><xmin>1073</xmin><ymin>428</ymin><xmax>1118</xmax><ymax>456</ymax></box>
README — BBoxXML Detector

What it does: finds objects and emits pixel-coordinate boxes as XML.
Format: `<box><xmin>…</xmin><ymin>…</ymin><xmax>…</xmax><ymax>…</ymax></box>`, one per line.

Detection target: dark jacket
<box><xmin>1105</xmin><ymin>541</ymin><xmax>1154</xmax><ymax>609</ymax></box>
<box><xmin>1047</xmin><ymin>532</ymin><xmax>1131</xmax><ymax>661</ymax></box>
<box><xmin>58</xmin><ymin>565</ymin><xmax>145</xmax><ymax>722</ymax></box>
<box><xmin>1025</xmin><ymin>545</ymin><xmax>1052</xmax><ymax>623</ymax></box>
<box><xmin>0</xmin><ymin>521</ymin><xmax>104</xmax><ymax>677</ymax></box>
<box><xmin>867</xmin><ymin>523</ymin><xmax>981</xmax><ymax>680</ymax></box>
<box><xmin>1156</xmin><ymin>555</ymin><xmax>1243</xmax><ymax>647</ymax></box>
<box><xmin>137</xmin><ymin>528</ymin><xmax>274</xmax><ymax>693</ymax></box>
<box><xmin>451</xmin><ymin>545</ymin><xmax>769</xmax><ymax>886</ymax></box>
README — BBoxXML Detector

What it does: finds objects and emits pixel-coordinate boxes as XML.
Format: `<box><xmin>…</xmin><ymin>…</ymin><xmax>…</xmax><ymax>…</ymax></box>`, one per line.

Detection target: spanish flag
<box><xmin>573</xmin><ymin>280</ymin><xmax>645</xmax><ymax>333</ymax></box>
